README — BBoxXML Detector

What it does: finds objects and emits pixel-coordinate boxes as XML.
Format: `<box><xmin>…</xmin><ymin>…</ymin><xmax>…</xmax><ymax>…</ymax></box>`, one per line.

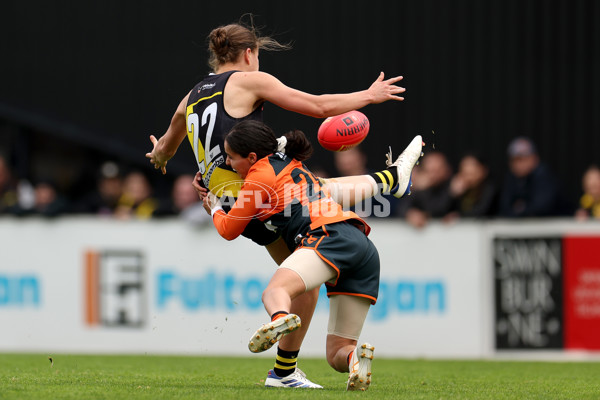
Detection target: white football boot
<box><xmin>386</xmin><ymin>135</ymin><xmax>424</xmax><ymax>198</ymax></box>
<box><xmin>248</xmin><ymin>314</ymin><xmax>301</xmax><ymax>353</ymax></box>
<box><xmin>264</xmin><ymin>368</ymin><xmax>323</xmax><ymax>388</ymax></box>
<box><xmin>347</xmin><ymin>343</ymin><xmax>375</xmax><ymax>391</ymax></box>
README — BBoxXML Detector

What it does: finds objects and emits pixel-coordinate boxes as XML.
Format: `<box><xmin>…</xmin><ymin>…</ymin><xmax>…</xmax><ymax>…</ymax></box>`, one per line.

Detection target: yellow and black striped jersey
<box><xmin>186</xmin><ymin>71</ymin><xmax>263</xmax><ymax>197</ymax></box>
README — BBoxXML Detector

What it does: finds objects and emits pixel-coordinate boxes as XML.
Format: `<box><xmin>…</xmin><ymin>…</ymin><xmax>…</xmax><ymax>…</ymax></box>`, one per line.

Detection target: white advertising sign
<box><xmin>0</xmin><ymin>217</ymin><xmax>508</xmax><ymax>357</ymax></box>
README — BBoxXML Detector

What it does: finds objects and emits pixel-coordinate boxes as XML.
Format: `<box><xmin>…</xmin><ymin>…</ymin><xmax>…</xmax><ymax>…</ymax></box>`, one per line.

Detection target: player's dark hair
<box><xmin>282</xmin><ymin>129</ymin><xmax>313</xmax><ymax>161</ymax></box>
<box><xmin>226</xmin><ymin>120</ymin><xmax>313</xmax><ymax>162</ymax></box>
<box><xmin>208</xmin><ymin>16</ymin><xmax>290</xmax><ymax>72</ymax></box>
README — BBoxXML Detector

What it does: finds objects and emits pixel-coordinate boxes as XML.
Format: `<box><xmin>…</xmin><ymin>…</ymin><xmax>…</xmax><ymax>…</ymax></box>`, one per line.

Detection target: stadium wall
<box><xmin>0</xmin><ymin>218</ymin><xmax>599</xmax><ymax>358</ymax></box>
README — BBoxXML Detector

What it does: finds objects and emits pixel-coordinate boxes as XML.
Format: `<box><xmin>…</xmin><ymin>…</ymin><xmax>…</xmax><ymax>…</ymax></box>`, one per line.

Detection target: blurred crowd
<box><xmin>1</xmin><ymin>136</ymin><xmax>599</xmax><ymax>227</ymax></box>
<box><xmin>0</xmin><ymin>157</ymin><xmax>210</xmax><ymax>226</ymax></box>
<box><xmin>330</xmin><ymin>137</ymin><xmax>599</xmax><ymax>228</ymax></box>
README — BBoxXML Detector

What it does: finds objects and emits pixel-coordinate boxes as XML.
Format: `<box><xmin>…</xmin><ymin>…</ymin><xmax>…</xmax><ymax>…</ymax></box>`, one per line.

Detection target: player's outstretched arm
<box><xmin>242</xmin><ymin>71</ymin><xmax>405</xmax><ymax>118</ymax></box>
<box><xmin>145</xmin><ymin>92</ymin><xmax>191</xmax><ymax>174</ymax></box>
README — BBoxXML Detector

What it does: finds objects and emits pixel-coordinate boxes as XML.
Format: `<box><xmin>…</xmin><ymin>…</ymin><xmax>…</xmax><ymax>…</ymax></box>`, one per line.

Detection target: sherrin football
<box><xmin>317</xmin><ymin>110</ymin><xmax>370</xmax><ymax>152</ymax></box>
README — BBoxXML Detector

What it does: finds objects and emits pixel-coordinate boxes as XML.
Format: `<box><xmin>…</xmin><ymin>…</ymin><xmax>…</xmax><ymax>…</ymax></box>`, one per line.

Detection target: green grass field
<box><xmin>1</xmin><ymin>354</ymin><xmax>599</xmax><ymax>399</ymax></box>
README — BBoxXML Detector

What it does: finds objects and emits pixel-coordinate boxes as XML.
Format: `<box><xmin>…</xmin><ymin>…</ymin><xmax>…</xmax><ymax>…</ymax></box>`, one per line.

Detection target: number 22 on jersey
<box><xmin>186</xmin><ymin>102</ymin><xmax>221</xmax><ymax>175</ymax></box>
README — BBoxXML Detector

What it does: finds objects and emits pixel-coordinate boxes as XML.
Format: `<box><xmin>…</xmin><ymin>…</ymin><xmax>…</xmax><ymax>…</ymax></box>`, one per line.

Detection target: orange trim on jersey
<box><xmin>297</xmin><ymin>246</ymin><xmax>341</xmax><ymax>286</ymax></box>
<box><xmin>314</xmin><ymin>248</ymin><xmax>341</xmax><ymax>285</ymax></box>
<box><xmin>298</xmin><ymin>227</ymin><xmax>343</xmax><ymax>287</ymax></box>
<box><xmin>326</xmin><ymin>292</ymin><xmax>377</xmax><ymax>305</ymax></box>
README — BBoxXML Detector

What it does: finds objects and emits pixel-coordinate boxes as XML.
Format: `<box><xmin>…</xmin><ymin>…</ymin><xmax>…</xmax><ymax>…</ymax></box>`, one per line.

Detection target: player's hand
<box><xmin>202</xmin><ymin>192</ymin><xmax>219</xmax><ymax>215</ymax></box>
<box><xmin>145</xmin><ymin>135</ymin><xmax>168</xmax><ymax>175</ymax></box>
<box><xmin>192</xmin><ymin>171</ymin><xmax>208</xmax><ymax>201</ymax></box>
<box><xmin>202</xmin><ymin>195</ymin><xmax>211</xmax><ymax>215</ymax></box>
<box><xmin>368</xmin><ymin>72</ymin><xmax>406</xmax><ymax>103</ymax></box>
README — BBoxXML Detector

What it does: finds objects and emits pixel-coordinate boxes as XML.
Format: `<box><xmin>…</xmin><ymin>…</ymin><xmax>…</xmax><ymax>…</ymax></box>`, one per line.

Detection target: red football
<box><xmin>317</xmin><ymin>110</ymin><xmax>370</xmax><ymax>152</ymax></box>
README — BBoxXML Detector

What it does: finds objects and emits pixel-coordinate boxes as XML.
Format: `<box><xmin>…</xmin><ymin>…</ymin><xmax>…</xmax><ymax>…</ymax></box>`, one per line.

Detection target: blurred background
<box><xmin>1</xmin><ymin>0</ymin><xmax>598</xmax><ymax>212</ymax></box>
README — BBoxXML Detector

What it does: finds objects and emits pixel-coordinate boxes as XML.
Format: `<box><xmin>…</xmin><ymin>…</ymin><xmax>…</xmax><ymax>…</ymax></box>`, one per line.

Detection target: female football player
<box><xmin>200</xmin><ymin>120</ymin><xmax>421</xmax><ymax>391</ymax></box>
<box><xmin>146</xmin><ymin>18</ymin><xmax>417</xmax><ymax>388</ymax></box>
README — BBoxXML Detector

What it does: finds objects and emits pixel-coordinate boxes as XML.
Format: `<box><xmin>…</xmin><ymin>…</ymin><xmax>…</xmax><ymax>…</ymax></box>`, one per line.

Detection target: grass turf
<box><xmin>0</xmin><ymin>354</ymin><xmax>599</xmax><ymax>399</ymax></box>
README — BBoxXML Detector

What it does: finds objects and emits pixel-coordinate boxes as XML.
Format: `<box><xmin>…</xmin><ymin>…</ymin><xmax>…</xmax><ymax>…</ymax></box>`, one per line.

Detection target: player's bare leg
<box><xmin>261</xmin><ymin>268</ymin><xmax>307</xmax><ymax>315</ymax></box>
<box><xmin>248</xmin><ymin>268</ymin><xmax>306</xmax><ymax>353</ymax></box>
<box><xmin>262</xmin><ymin>240</ymin><xmax>322</xmax><ymax>388</ymax></box>
<box><xmin>265</xmin><ymin>237</ymin><xmax>291</xmax><ymax>265</ymax></box>
<box><xmin>265</xmin><ymin>238</ymin><xmax>317</xmax><ymax>350</ymax></box>
<box><xmin>281</xmin><ymin>287</ymin><xmax>318</xmax><ymax>350</ymax></box>
<box><xmin>326</xmin><ymin>334</ymin><xmax>357</xmax><ymax>372</ymax></box>
<box><xmin>327</xmin><ymin>335</ymin><xmax>374</xmax><ymax>391</ymax></box>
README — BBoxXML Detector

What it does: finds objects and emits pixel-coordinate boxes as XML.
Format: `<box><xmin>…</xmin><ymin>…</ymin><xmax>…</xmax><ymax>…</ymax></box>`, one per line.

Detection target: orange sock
<box><xmin>271</xmin><ymin>311</ymin><xmax>289</xmax><ymax>321</ymax></box>
<box><xmin>347</xmin><ymin>350</ymin><xmax>355</xmax><ymax>366</ymax></box>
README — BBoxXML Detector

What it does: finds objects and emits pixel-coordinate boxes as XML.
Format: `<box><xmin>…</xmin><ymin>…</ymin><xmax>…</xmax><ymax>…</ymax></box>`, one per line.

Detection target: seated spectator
<box><xmin>400</xmin><ymin>151</ymin><xmax>454</xmax><ymax>228</ymax></box>
<box><xmin>155</xmin><ymin>174</ymin><xmax>210</xmax><ymax>225</ymax></box>
<box><xmin>575</xmin><ymin>165</ymin><xmax>600</xmax><ymax>220</ymax></box>
<box><xmin>499</xmin><ymin>137</ymin><xmax>572</xmax><ymax>217</ymax></box>
<box><xmin>114</xmin><ymin>171</ymin><xmax>159</xmax><ymax>220</ymax></box>
<box><xmin>0</xmin><ymin>155</ymin><xmax>19</xmax><ymax>215</ymax></box>
<box><xmin>333</xmin><ymin>146</ymin><xmax>398</xmax><ymax>218</ymax></box>
<box><xmin>14</xmin><ymin>179</ymin><xmax>70</xmax><ymax>217</ymax></box>
<box><xmin>446</xmin><ymin>153</ymin><xmax>498</xmax><ymax>220</ymax></box>
<box><xmin>76</xmin><ymin>161</ymin><xmax>123</xmax><ymax>216</ymax></box>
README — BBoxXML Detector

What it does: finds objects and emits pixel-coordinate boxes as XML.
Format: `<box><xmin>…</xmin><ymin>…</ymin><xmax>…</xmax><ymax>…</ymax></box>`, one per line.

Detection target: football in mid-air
<box><xmin>317</xmin><ymin>110</ymin><xmax>370</xmax><ymax>152</ymax></box>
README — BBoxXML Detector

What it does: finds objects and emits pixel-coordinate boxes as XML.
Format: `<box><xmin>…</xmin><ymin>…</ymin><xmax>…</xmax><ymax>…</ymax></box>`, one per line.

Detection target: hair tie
<box><xmin>276</xmin><ymin>136</ymin><xmax>287</xmax><ymax>153</ymax></box>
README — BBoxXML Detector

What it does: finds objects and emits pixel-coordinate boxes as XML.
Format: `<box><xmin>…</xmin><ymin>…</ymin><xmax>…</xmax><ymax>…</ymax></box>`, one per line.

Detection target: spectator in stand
<box><xmin>0</xmin><ymin>155</ymin><xmax>19</xmax><ymax>214</ymax></box>
<box><xmin>332</xmin><ymin>146</ymin><xmax>398</xmax><ymax>218</ymax></box>
<box><xmin>499</xmin><ymin>137</ymin><xmax>571</xmax><ymax>218</ymax></box>
<box><xmin>575</xmin><ymin>165</ymin><xmax>600</xmax><ymax>220</ymax></box>
<box><xmin>13</xmin><ymin>178</ymin><xmax>70</xmax><ymax>217</ymax></box>
<box><xmin>76</xmin><ymin>161</ymin><xmax>124</xmax><ymax>216</ymax></box>
<box><xmin>155</xmin><ymin>174</ymin><xmax>210</xmax><ymax>225</ymax></box>
<box><xmin>114</xmin><ymin>171</ymin><xmax>159</xmax><ymax>220</ymax></box>
<box><xmin>445</xmin><ymin>153</ymin><xmax>498</xmax><ymax>221</ymax></box>
<box><xmin>400</xmin><ymin>151</ymin><xmax>454</xmax><ymax>228</ymax></box>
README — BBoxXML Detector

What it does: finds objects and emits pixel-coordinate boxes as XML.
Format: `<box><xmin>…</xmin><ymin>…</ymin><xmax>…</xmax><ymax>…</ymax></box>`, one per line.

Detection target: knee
<box><xmin>261</xmin><ymin>287</ymin><xmax>273</xmax><ymax>305</ymax></box>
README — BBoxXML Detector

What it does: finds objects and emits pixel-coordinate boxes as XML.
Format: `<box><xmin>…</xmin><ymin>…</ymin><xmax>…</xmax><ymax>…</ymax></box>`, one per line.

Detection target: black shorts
<box><xmin>298</xmin><ymin>221</ymin><xmax>380</xmax><ymax>304</ymax></box>
<box><xmin>221</xmin><ymin>197</ymin><xmax>280</xmax><ymax>246</ymax></box>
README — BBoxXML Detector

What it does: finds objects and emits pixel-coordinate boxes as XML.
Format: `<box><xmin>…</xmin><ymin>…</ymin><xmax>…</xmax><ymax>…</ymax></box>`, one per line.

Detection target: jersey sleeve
<box><xmin>211</xmin><ymin>162</ymin><xmax>276</xmax><ymax>240</ymax></box>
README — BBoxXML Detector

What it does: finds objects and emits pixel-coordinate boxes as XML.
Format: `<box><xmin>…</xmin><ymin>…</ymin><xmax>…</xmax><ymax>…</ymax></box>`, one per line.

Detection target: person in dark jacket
<box><xmin>400</xmin><ymin>151</ymin><xmax>454</xmax><ymax>228</ymax></box>
<box><xmin>499</xmin><ymin>137</ymin><xmax>571</xmax><ymax>217</ymax></box>
<box><xmin>447</xmin><ymin>153</ymin><xmax>498</xmax><ymax>219</ymax></box>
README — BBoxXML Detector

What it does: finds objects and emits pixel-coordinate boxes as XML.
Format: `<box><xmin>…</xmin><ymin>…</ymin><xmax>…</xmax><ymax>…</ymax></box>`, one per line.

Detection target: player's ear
<box><xmin>244</xmin><ymin>48</ymin><xmax>252</xmax><ymax>64</ymax></box>
<box><xmin>248</xmin><ymin>152</ymin><xmax>258</xmax><ymax>164</ymax></box>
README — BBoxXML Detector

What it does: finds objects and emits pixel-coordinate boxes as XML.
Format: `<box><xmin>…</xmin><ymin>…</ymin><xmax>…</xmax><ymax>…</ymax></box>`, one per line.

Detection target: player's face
<box><xmin>224</xmin><ymin>140</ymin><xmax>253</xmax><ymax>179</ymax></box>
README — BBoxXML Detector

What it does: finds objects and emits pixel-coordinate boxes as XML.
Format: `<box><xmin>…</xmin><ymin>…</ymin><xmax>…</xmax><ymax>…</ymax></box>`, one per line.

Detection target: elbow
<box><xmin>307</xmin><ymin>98</ymin><xmax>334</xmax><ymax>118</ymax></box>
<box><xmin>220</xmin><ymin>231</ymin><xmax>239</xmax><ymax>241</ymax></box>
<box><xmin>314</xmin><ymin>104</ymin><xmax>335</xmax><ymax>118</ymax></box>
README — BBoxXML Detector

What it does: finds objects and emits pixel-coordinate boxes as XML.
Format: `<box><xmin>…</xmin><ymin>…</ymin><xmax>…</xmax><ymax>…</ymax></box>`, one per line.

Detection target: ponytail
<box><xmin>282</xmin><ymin>130</ymin><xmax>313</xmax><ymax>161</ymax></box>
